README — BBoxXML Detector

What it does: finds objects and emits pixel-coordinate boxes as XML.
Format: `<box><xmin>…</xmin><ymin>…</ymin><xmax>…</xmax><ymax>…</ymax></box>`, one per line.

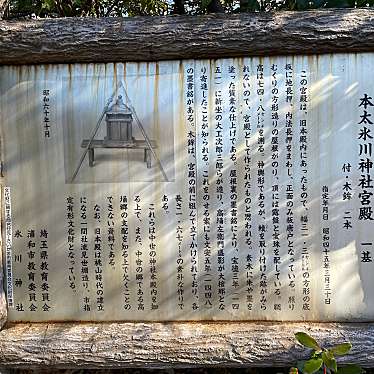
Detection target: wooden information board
<box><xmin>2</xmin><ymin>55</ymin><xmax>374</xmax><ymax>322</ymax></box>
<box><xmin>1</xmin><ymin>9</ymin><xmax>374</xmax><ymax>369</ymax></box>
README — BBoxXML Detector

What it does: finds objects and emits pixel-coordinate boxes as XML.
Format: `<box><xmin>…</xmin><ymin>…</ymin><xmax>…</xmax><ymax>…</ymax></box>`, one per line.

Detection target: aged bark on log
<box><xmin>0</xmin><ymin>9</ymin><xmax>374</xmax><ymax>65</ymax></box>
<box><xmin>0</xmin><ymin>1</ymin><xmax>8</xmax><ymax>20</ymax></box>
<box><xmin>0</xmin><ymin>322</ymin><xmax>373</xmax><ymax>369</ymax></box>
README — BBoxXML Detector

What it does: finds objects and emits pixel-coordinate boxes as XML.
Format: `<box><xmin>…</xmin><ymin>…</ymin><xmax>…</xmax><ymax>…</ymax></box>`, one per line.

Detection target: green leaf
<box><xmin>303</xmin><ymin>358</ymin><xmax>324</xmax><ymax>374</ymax></box>
<box><xmin>290</xmin><ymin>368</ymin><xmax>299</xmax><ymax>374</ymax></box>
<box><xmin>330</xmin><ymin>343</ymin><xmax>352</xmax><ymax>356</ymax></box>
<box><xmin>297</xmin><ymin>362</ymin><xmax>323</xmax><ymax>374</ymax></box>
<box><xmin>322</xmin><ymin>351</ymin><xmax>338</xmax><ymax>373</ymax></box>
<box><xmin>337</xmin><ymin>365</ymin><xmax>365</xmax><ymax>374</ymax></box>
<box><xmin>295</xmin><ymin>332</ymin><xmax>322</xmax><ymax>352</ymax></box>
<box><xmin>297</xmin><ymin>360</ymin><xmax>306</xmax><ymax>372</ymax></box>
<box><xmin>201</xmin><ymin>0</ymin><xmax>213</xmax><ymax>8</ymax></box>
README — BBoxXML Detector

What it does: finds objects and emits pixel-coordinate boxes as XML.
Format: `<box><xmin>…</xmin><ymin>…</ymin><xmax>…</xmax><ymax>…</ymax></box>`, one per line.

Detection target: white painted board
<box><xmin>1</xmin><ymin>54</ymin><xmax>373</xmax><ymax>321</ymax></box>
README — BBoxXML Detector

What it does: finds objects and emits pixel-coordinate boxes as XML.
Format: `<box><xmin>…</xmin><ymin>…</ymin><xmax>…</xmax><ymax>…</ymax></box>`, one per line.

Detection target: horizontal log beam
<box><xmin>0</xmin><ymin>322</ymin><xmax>373</xmax><ymax>369</ymax></box>
<box><xmin>1</xmin><ymin>9</ymin><xmax>374</xmax><ymax>65</ymax></box>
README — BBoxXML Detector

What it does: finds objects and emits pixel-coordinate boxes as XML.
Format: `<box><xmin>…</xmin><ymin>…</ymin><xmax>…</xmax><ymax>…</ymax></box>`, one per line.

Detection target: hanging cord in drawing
<box><xmin>122</xmin><ymin>85</ymin><xmax>169</xmax><ymax>182</ymax></box>
<box><xmin>70</xmin><ymin>82</ymin><xmax>121</xmax><ymax>182</ymax></box>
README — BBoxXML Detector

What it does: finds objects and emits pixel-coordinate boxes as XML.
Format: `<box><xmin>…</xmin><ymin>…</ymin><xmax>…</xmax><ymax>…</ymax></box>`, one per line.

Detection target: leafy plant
<box><xmin>4</xmin><ymin>0</ymin><xmax>374</xmax><ymax>19</ymax></box>
<box><xmin>290</xmin><ymin>332</ymin><xmax>365</xmax><ymax>374</ymax></box>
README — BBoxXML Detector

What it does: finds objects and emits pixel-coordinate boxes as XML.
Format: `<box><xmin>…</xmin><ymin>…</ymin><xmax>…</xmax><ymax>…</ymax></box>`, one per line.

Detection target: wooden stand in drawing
<box><xmin>70</xmin><ymin>83</ymin><xmax>168</xmax><ymax>182</ymax></box>
<box><xmin>80</xmin><ymin>95</ymin><xmax>157</xmax><ymax>169</ymax></box>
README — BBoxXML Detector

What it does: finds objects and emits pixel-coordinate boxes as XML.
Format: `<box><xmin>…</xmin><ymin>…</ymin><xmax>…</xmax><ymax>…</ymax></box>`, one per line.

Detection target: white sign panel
<box><xmin>1</xmin><ymin>54</ymin><xmax>373</xmax><ymax>321</ymax></box>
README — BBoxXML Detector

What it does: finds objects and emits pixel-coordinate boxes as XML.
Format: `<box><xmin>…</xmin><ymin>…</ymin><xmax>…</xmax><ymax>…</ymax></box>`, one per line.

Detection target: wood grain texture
<box><xmin>0</xmin><ymin>1</ymin><xmax>8</xmax><ymax>20</ymax></box>
<box><xmin>1</xmin><ymin>9</ymin><xmax>374</xmax><ymax>65</ymax></box>
<box><xmin>0</xmin><ymin>322</ymin><xmax>373</xmax><ymax>368</ymax></box>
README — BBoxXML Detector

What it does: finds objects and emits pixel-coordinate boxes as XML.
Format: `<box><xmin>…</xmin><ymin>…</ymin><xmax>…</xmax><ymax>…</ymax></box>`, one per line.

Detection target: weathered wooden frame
<box><xmin>1</xmin><ymin>8</ymin><xmax>374</xmax><ymax>369</ymax></box>
<box><xmin>1</xmin><ymin>9</ymin><xmax>374</xmax><ymax>64</ymax></box>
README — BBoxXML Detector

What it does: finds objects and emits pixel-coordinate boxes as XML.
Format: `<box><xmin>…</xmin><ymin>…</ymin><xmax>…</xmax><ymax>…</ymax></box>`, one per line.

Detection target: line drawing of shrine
<box><xmin>70</xmin><ymin>81</ymin><xmax>169</xmax><ymax>183</ymax></box>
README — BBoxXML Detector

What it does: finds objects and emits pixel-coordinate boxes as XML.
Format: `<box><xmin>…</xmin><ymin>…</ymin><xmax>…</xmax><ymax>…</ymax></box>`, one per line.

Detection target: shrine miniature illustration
<box><xmin>82</xmin><ymin>95</ymin><xmax>158</xmax><ymax>169</ymax></box>
<box><xmin>68</xmin><ymin>80</ymin><xmax>171</xmax><ymax>183</ymax></box>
